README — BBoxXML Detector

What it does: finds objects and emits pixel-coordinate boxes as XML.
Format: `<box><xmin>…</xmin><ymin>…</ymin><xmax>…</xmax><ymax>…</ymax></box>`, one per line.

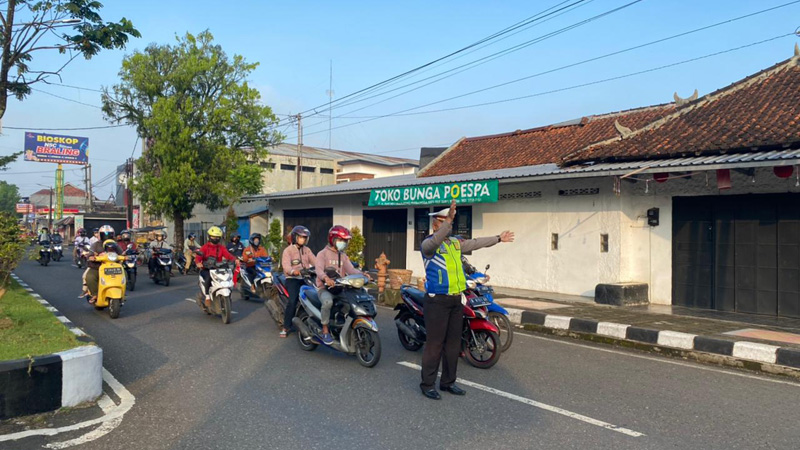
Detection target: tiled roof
<box><xmin>418</xmin><ymin>105</ymin><xmax>675</xmax><ymax>177</ymax></box>
<box><xmin>565</xmin><ymin>54</ymin><xmax>800</xmax><ymax>165</ymax></box>
<box><xmin>31</xmin><ymin>183</ymin><xmax>87</xmax><ymax>197</ymax></box>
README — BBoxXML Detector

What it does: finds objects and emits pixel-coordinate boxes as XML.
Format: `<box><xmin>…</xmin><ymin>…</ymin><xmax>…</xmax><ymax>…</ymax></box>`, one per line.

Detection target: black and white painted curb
<box><xmin>505</xmin><ymin>308</ymin><xmax>800</xmax><ymax>372</ymax></box>
<box><xmin>2</xmin><ymin>273</ymin><xmax>103</xmax><ymax>419</ymax></box>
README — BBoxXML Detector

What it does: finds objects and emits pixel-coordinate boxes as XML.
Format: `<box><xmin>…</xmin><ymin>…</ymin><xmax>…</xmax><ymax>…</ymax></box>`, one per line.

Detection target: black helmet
<box><xmin>188</xmin><ymin>232</ymin><xmax>196</xmax><ymax>239</ymax></box>
<box><xmin>291</xmin><ymin>226</ymin><xmax>310</xmax><ymax>246</ymax></box>
<box><xmin>119</xmin><ymin>230</ymin><xmax>132</xmax><ymax>241</ymax></box>
<box><xmin>249</xmin><ymin>233</ymin><xmax>263</xmax><ymax>248</ymax></box>
<box><xmin>92</xmin><ymin>228</ymin><xmax>99</xmax><ymax>234</ymax></box>
<box><xmin>231</xmin><ymin>232</ymin><xmax>241</xmax><ymax>243</ymax></box>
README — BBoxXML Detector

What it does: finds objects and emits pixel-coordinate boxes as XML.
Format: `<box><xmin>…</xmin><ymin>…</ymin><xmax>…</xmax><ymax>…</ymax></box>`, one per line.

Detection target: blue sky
<box><xmin>2</xmin><ymin>0</ymin><xmax>799</xmax><ymax>198</ymax></box>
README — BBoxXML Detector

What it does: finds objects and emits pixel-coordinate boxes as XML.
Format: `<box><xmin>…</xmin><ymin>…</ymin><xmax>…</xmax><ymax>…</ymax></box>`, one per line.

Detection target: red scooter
<box><xmin>394</xmin><ymin>285</ymin><xmax>501</xmax><ymax>369</ymax></box>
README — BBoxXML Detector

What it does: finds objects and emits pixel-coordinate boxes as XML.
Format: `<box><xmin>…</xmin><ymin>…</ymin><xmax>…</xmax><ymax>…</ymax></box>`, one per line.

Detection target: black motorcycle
<box><xmin>123</xmin><ymin>245</ymin><xmax>139</xmax><ymax>291</ymax></box>
<box><xmin>267</xmin><ymin>268</ymin><xmax>316</xmax><ymax>327</ymax></box>
<box><xmin>151</xmin><ymin>248</ymin><xmax>173</xmax><ymax>286</ymax></box>
<box><xmin>37</xmin><ymin>241</ymin><xmax>51</xmax><ymax>266</ymax></box>
<box><xmin>75</xmin><ymin>242</ymin><xmax>90</xmax><ymax>269</ymax></box>
<box><xmin>51</xmin><ymin>235</ymin><xmax>64</xmax><ymax>262</ymax></box>
<box><xmin>177</xmin><ymin>249</ymin><xmax>199</xmax><ymax>275</ymax></box>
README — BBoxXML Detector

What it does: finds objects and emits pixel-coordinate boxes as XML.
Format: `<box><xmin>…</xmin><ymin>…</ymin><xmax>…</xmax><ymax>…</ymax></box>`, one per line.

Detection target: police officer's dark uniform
<box><xmin>419</xmin><ymin>203</ymin><xmax>513</xmax><ymax>399</ymax></box>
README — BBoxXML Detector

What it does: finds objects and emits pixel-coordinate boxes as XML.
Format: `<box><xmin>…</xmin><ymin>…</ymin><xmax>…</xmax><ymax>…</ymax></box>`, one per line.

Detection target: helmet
<box><xmin>99</xmin><ymin>225</ymin><xmax>115</xmax><ymax>243</ymax></box>
<box><xmin>327</xmin><ymin>225</ymin><xmax>352</xmax><ymax>247</ymax></box>
<box><xmin>249</xmin><ymin>233</ymin><xmax>263</xmax><ymax>248</ymax></box>
<box><xmin>188</xmin><ymin>232</ymin><xmax>196</xmax><ymax>239</ymax></box>
<box><xmin>119</xmin><ymin>230</ymin><xmax>132</xmax><ymax>242</ymax></box>
<box><xmin>231</xmin><ymin>232</ymin><xmax>241</xmax><ymax>242</ymax></box>
<box><xmin>208</xmin><ymin>226</ymin><xmax>223</xmax><ymax>244</ymax></box>
<box><xmin>103</xmin><ymin>239</ymin><xmax>118</xmax><ymax>253</ymax></box>
<box><xmin>291</xmin><ymin>226</ymin><xmax>310</xmax><ymax>245</ymax></box>
<box><xmin>92</xmin><ymin>228</ymin><xmax>99</xmax><ymax>234</ymax></box>
<box><xmin>77</xmin><ymin>228</ymin><xmax>86</xmax><ymax>237</ymax></box>
<box><xmin>154</xmin><ymin>230</ymin><xmax>166</xmax><ymax>240</ymax></box>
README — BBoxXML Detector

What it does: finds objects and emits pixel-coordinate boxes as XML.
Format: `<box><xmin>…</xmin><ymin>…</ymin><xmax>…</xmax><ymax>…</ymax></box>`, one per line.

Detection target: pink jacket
<box><xmin>281</xmin><ymin>244</ymin><xmax>315</xmax><ymax>277</ymax></box>
<box><xmin>315</xmin><ymin>245</ymin><xmax>360</xmax><ymax>288</ymax></box>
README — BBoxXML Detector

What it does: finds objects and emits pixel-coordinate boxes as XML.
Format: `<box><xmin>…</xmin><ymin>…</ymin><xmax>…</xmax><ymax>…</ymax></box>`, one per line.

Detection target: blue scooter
<box><xmin>237</xmin><ymin>256</ymin><xmax>273</xmax><ymax>301</ymax></box>
<box><xmin>462</xmin><ymin>257</ymin><xmax>513</xmax><ymax>352</ymax></box>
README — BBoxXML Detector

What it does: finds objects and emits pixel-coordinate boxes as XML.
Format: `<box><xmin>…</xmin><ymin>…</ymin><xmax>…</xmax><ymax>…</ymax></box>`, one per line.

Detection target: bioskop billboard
<box><xmin>24</xmin><ymin>132</ymin><xmax>89</xmax><ymax>165</ymax></box>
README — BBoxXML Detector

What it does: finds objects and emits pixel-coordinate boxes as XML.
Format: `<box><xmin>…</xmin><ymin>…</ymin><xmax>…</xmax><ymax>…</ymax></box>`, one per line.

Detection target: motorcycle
<box><xmin>37</xmin><ymin>242</ymin><xmax>51</xmax><ymax>266</ymax></box>
<box><xmin>86</xmin><ymin>253</ymin><xmax>127</xmax><ymax>319</ymax></box>
<box><xmin>75</xmin><ymin>242</ymin><xmax>90</xmax><ymax>269</ymax></box>
<box><xmin>177</xmin><ymin>249</ymin><xmax>199</xmax><ymax>275</ymax></box>
<box><xmin>267</xmin><ymin>268</ymin><xmax>316</xmax><ymax>327</ymax></box>
<box><xmin>236</xmin><ymin>256</ymin><xmax>273</xmax><ymax>301</ymax></box>
<box><xmin>151</xmin><ymin>248</ymin><xmax>173</xmax><ymax>286</ymax></box>
<box><xmin>123</xmin><ymin>245</ymin><xmax>138</xmax><ymax>292</ymax></box>
<box><xmin>462</xmin><ymin>258</ymin><xmax>513</xmax><ymax>352</ymax></box>
<box><xmin>195</xmin><ymin>254</ymin><xmax>235</xmax><ymax>324</ymax></box>
<box><xmin>51</xmin><ymin>236</ymin><xmax>63</xmax><ymax>262</ymax></box>
<box><xmin>395</xmin><ymin>285</ymin><xmax>501</xmax><ymax>369</ymax></box>
<box><xmin>292</xmin><ymin>272</ymin><xmax>381</xmax><ymax>368</ymax></box>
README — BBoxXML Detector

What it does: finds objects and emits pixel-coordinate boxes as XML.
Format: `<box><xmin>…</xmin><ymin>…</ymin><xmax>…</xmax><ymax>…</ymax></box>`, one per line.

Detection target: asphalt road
<box><xmin>5</xmin><ymin>256</ymin><xmax>800</xmax><ymax>450</ymax></box>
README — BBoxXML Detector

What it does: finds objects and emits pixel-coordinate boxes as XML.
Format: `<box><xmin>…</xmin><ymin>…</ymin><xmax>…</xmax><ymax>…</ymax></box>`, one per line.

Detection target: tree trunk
<box><xmin>174</xmin><ymin>211</ymin><xmax>184</xmax><ymax>253</ymax></box>
<box><xmin>0</xmin><ymin>0</ymin><xmax>18</xmax><ymax>121</ymax></box>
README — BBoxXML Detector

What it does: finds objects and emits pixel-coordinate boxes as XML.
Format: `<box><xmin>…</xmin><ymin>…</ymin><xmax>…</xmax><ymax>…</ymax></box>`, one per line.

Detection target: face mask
<box><xmin>335</xmin><ymin>241</ymin><xmax>347</xmax><ymax>251</ymax></box>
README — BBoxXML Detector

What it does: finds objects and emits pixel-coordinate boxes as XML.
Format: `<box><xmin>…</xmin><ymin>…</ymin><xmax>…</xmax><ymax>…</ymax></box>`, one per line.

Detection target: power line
<box><xmin>31</xmin><ymin>88</ymin><xmax>102</xmax><ymax>109</ymax></box>
<box><xmin>280</xmin><ymin>0</ymin><xmax>591</xmax><ymax>124</ymax></box>
<box><xmin>302</xmin><ymin>32</ymin><xmax>794</xmax><ymax>138</ymax></box>
<box><xmin>309</xmin><ymin>0</ymin><xmax>618</xmax><ymax>121</ymax></box>
<box><xmin>42</xmin><ymin>82</ymin><xmax>104</xmax><ymax>93</ymax></box>
<box><xmin>3</xmin><ymin>124</ymin><xmax>129</xmax><ymax>131</ymax></box>
<box><xmin>322</xmin><ymin>1</ymin><xmax>800</xmax><ymax>122</ymax></box>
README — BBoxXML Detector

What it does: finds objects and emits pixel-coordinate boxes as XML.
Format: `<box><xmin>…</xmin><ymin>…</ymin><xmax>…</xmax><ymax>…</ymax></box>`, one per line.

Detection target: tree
<box><xmin>102</xmin><ymin>31</ymin><xmax>282</xmax><ymax>251</ymax></box>
<box><xmin>223</xmin><ymin>205</ymin><xmax>238</xmax><ymax>241</ymax></box>
<box><xmin>346</xmin><ymin>226</ymin><xmax>365</xmax><ymax>269</ymax></box>
<box><xmin>267</xmin><ymin>218</ymin><xmax>283</xmax><ymax>264</ymax></box>
<box><xmin>0</xmin><ymin>0</ymin><xmax>140</xmax><ymax>119</ymax></box>
<box><xmin>0</xmin><ymin>212</ymin><xmax>25</xmax><ymax>288</ymax></box>
<box><xmin>0</xmin><ymin>180</ymin><xmax>19</xmax><ymax>214</ymax></box>
<box><xmin>0</xmin><ymin>151</ymin><xmax>20</xmax><ymax>170</ymax></box>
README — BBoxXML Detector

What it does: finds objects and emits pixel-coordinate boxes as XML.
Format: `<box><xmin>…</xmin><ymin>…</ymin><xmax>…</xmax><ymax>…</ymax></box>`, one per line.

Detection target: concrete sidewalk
<box><xmin>493</xmin><ymin>291</ymin><xmax>800</xmax><ymax>377</ymax></box>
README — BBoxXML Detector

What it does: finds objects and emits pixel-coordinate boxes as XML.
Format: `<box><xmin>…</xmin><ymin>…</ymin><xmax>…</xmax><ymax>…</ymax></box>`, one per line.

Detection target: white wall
<box><xmin>338</xmin><ymin>163</ymin><xmax>416</xmax><ymax>178</ymax></box>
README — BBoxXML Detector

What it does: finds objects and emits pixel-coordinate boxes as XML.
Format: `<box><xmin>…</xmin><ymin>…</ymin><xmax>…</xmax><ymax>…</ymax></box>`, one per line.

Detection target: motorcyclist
<box><xmin>117</xmin><ymin>229</ymin><xmax>137</xmax><ymax>252</ymax></box>
<box><xmin>73</xmin><ymin>228</ymin><xmax>91</xmax><ymax>261</ymax></box>
<box><xmin>148</xmin><ymin>230</ymin><xmax>172</xmax><ymax>278</ymax></box>
<box><xmin>37</xmin><ymin>227</ymin><xmax>51</xmax><ymax>245</ymax></box>
<box><xmin>241</xmin><ymin>232</ymin><xmax>269</xmax><ymax>293</ymax></box>
<box><xmin>85</xmin><ymin>225</ymin><xmax>122</xmax><ymax>303</ymax></box>
<box><xmin>227</xmin><ymin>232</ymin><xmax>244</xmax><ymax>258</ymax></box>
<box><xmin>314</xmin><ymin>225</ymin><xmax>363</xmax><ymax>345</ymax></box>
<box><xmin>88</xmin><ymin>228</ymin><xmax>100</xmax><ymax>246</ymax></box>
<box><xmin>183</xmin><ymin>232</ymin><xmax>199</xmax><ymax>273</ymax></box>
<box><xmin>195</xmin><ymin>226</ymin><xmax>236</xmax><ymax>307</ymax></box>
<box><xmin>280</xmin><ymin>225</ymin><xmax>315</xmax><ymax>338</ymax></box>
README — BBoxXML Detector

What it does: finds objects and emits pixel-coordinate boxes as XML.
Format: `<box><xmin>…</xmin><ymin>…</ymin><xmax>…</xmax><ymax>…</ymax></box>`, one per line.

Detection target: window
<box><xmin>280</xmin><ymin>164</ymin><xmax>296</xmax><ymax>171</ymax></box>
<box><xmin>551</xmin><ymin>233</ymin><xmax>559</xmax><ymax>250</ymax></box>
<box><xmin>414</xmin><ymin>208</ymin><xmax>430</xmax><ymax>251</ymax></box>
<box><xmin>259</xmin><ymin>162</ymin><xmax>275</xmax><ymax>169</ymax></box>
<box><xmin>600</xmin><ymin>234</ymin><xmax>609</xmax><ymax>253</ymax></box>
<box><xmin>558</xmin><ymin>188</ymin><xmax>599</xmax><ymax>196</ymax></box>
<box><xmin>320</xmin><ymin>168</ymin><xmax>334</xmax><ymax>174</ymax></box>
<box><xmin>301</xmin><ymin>166</ymin><xmax>316</xmax><ymax>173</ymax></box>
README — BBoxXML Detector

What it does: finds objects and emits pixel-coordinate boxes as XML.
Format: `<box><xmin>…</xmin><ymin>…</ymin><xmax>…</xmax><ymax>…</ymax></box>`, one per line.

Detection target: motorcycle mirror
<box><xmin>127</xmin><ymin>244</ymin><xmax>133</xmax><ymax>250</ymax></box>
<box><xmin>485</xmin><ymin>264</ymin><xmax>490</xmax><ymax>271</ymax></box>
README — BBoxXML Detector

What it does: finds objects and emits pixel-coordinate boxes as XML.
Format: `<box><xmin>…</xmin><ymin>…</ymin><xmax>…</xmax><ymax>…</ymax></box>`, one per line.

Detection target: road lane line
<box><xmin>0</xmin><ymin>368</ymin><xmax>135</xmax><ymax>444</ymax></box>
<box><xmin>185</xmin><ymin>298</ymin><xmax>237</xmax><ymax>313</ymax></box>
<box><xmin>397</xmin><ymin>361</ymin><xmax>645</xmax><ymax>438</ymax></box>
<box><xmin>515</xmin><ymin>329</ymin><xmax>800</xmax><ymax>387</ymax></box>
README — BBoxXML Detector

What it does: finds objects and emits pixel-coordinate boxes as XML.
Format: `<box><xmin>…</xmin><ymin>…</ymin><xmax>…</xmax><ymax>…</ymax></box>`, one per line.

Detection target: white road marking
<box><xmin>0</xmin><ymin>368</ymin><xmax>135</xmax><ymax>445</ymax></box>
<box><xmin>397</xmin><ymin>361</ymin><xmax>645</xmax><ymax>438</ymax></box>
<box><xmin>96</xmin><ymin>395</ymin><xmax>115</xmax><ymax>414</ymax></box>
<box><xmin>515</xmin><ymin>329</ymin><xmax>800</xmax><ymax>387</ymax></box>
<box><xmin>184</xmin><ymin>298</ymin><xmax>237</xmax><ymax>313</ymax></box>
<box><xmin>71</xmin><ymin>264</ymin><xmax>78</xmax><ymax>268</ymax></box>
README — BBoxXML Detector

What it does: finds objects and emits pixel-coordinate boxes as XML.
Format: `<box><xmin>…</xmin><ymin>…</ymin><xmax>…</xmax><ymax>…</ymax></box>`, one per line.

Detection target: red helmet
<box><xmin>327</xmin><ymin>225</ymin><xmax>352</xmax><ymax>247</ymax></box>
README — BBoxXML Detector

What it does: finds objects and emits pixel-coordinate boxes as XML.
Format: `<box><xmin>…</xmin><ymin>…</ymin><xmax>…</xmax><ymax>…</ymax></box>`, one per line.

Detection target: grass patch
<box><xmin>0</xmin><ymin>279</ymin><xmax>83</xmax><ymax>361</ymax></box>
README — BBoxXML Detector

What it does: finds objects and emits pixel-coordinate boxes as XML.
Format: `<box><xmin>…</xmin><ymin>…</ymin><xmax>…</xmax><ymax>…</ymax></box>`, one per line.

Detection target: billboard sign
<box><xmin>24</xmin><ymin>132</ymin><xmax>88</xmax><ymax>165</ymax></box>
<box><xmin>15</xmin><ymin>203</ymin><xmax>33</xmax><ymax>213</ymax></box>
<box><xmin>369</xmin><ymin>180</ymin><xmax>499</xmax><ymax>207</ymax></box>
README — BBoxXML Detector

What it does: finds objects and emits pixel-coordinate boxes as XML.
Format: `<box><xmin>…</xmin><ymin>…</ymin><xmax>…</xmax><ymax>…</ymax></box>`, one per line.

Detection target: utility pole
<box><xmin>125</xmin><ymin>158</ymin><xmax>133</xmax><ymax>229</ymax></box>
<box><xmin>48</xmin><ymin>186</ymin><xmax>53</xmax><ymax>231</ymax></box>
<box><xmin>296</xmin><ymin>113</ymin><xmax>303</xmax><ymax>190</ymax></box>
<box><xmin>327</xmin><ymin>60</ymin><xmax>334</xmax><ymax>150</ymax></box>
<box><xmin>87</xmin><ymin>163</ymin><xmax>94</xmax><ymax>211</ymax></box>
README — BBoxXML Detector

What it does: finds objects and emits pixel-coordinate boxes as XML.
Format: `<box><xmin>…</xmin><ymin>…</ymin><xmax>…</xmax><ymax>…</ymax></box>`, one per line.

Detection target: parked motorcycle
<box><xmin>292</xmin><ymin>272</ymin><xmax>381</xmax><ymax>368</ymax></box>
<box><xmin>75</xmin><ymin>242</ymin><xmax>90</xmax><ymax>269</ymax></box>
<box><xmin>151</xmin><ymin>248</ymin><xmax>173</xmax><ymax>286</ymax></box>
<box><xmin>86</xmin><ymin>253</ymin><xmax>127</xmax><ymax>319</ymax></box>
<box><xmin>51</xmin><ymin>235</ymin><xmax>63</xmax><ymax>262</ymax></box>
<box><xmin>37</xmin><ymin>241</ymin><xmax>51</xmax><ymax>266</ymax></box>
<box><xmin>462</xmin><ymin>258</ymin><xmax>513</xmax><ymax>352</ymax></box>
<box><xmin>195</xmin><ymin>254</ymin><xmax>235</xmax><ymax>324</ymax></box>
<box><xmin>395</xmin><ymin>285</ymin><xmax>501</xmax><ymax>369</ymax></box>
<box><xmin>236</xmin><ymin>256</ymin><xmax>273</xmax><ymax>301</ymax></box>
<box><xmin>123</xmin><ymin>245</ymin><xmax>138</xmax><ymax>292</ymax></box>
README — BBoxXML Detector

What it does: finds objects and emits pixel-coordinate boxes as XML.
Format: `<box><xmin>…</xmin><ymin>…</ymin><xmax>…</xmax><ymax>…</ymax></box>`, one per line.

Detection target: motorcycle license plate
<box><xmin>104</xmin><ymin>267</ymin><xmax>123</xmax><ymax>275</ymax></box>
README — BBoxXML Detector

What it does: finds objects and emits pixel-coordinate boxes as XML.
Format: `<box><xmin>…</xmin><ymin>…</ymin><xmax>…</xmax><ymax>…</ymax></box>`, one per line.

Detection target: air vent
<box><xmin>558</xmin><ymin>188</ymin><xmax>599</xmax><ymax>196</ymax></box>
<box><xmin>499</xmin><ymin>191</ymin><xmax>542</xmax><ymax>200</ymax></box>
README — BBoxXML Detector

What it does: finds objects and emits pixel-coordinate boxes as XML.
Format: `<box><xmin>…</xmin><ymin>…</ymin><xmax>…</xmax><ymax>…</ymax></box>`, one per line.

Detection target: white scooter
<box><xmin>195</xmin><ymin>253</ymin><xmax>235</xmax><ymax>324</ymax></box>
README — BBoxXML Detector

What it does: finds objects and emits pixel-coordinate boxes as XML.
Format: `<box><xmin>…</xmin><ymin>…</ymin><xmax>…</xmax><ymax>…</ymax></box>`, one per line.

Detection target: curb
<box><xmin>1</xmin><ymin>273</ymin><xmax>103</xmax><ymax>419</ymax></box>
<box><xmin>504</xmin><ymin>307</ymin><xmax>800</xmax><ymax>377</ymax></box>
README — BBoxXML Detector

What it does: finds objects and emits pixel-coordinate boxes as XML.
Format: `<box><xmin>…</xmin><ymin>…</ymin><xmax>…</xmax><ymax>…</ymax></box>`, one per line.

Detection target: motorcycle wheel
<box><xmin>164</xmin><ymin>271</ymin><xmax>171</xmax><ymax>287</ymax></box>
<box><xmin>396</xmin><ymin>312</ymin><xmax>423</xmax><ymax>351</ymax></box>
<box><xmin>109</xmin><ymin>298</ymin><xmax>121</xmax><ymax>319</ymax></box>
<box><xmin>488</xmin><ymin>311</ymin><xmax>514</xmax><ymax>352</ymax></box>
<box><xmin>43</xmin><ymin>258</ymin><xmax>49</xmax><ymax>266</ymax></box>
<box><xmin>53</xmin><ymin>254</ymin><xmax>61</xmax><ymax>261</ymax></box>
<box><xmin>296</xmin><ymin>311</ymin><xmax>318</xmax><ymax>352</ymax></box>
<box><xmin>463</xmin><ymin>330</ymin><xmax>501</xmax><ymax>369</ymax></box>
<box><xmin>354</xmin><ymin>328</ymin><xmax>382</xmax><ymax>368</ymax></box>
<box><xmin>78</xmin><ymin>258</ymin><xmax>85</xmax><ymax>269</ymax></box>
<box><xmin>220</xmin><ymin>295</ymin><xmax>232</xmax><ymax>324</ymax></box>
<box><xmin>128</xmin><ymin>272</ymin><xmax>136</xmax><ymax>292</ymax></box>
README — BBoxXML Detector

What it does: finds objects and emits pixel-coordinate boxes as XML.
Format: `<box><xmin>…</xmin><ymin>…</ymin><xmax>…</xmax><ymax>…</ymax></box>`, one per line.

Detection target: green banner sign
<box><xmin>368</xmin><ymin>180</ymin><xmax>498</xmax><ymax>206</ymax></box>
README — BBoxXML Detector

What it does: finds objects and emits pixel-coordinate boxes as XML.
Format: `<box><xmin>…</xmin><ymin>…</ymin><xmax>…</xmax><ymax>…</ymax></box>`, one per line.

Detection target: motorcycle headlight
<box><xmin>466</xmin><ymin>279</ymin><xmax>477</xmax><ymax>290</ymax></box>
<box><xmin>474</xmin><ymin>309</ymin><xmax>487</xmax><ymax>319</ymax></box>
<box><xmin>475</xmin><ymin>277</ymin><xmax>489</xmax><ymax>285</ymax></box>
<box><xmin>352</xmin><ymin>303</ymin><xmax>368</xmax><ymax>315</ymax></box>
<box><xmin>350</xmin><ymin>277</ymin><xmax>365</xmax><ymax>289</ymax></box>
<box><xmin>107</xmin><ymin>253</ymin><xmax>118</xmax><ymax>262</ymax></box>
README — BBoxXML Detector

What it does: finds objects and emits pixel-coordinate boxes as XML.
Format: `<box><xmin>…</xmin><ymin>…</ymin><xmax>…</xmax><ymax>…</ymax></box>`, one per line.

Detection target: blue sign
<box><xmin>24</xmin><ymin>132</ymin><xmax>88</xmax><ymax>165</ymax></box>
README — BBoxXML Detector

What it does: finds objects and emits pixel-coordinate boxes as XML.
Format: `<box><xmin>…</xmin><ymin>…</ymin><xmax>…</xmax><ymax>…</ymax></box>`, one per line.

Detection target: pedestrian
<box><xmin>280</xmin><ymin>226</ymin><xmax>315</xmax><ymax>338</ymax></box>
<box><xmin>419</xmin><ymin>199</ymin><xmax>514</xmax><ymax>400</ymax></box>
